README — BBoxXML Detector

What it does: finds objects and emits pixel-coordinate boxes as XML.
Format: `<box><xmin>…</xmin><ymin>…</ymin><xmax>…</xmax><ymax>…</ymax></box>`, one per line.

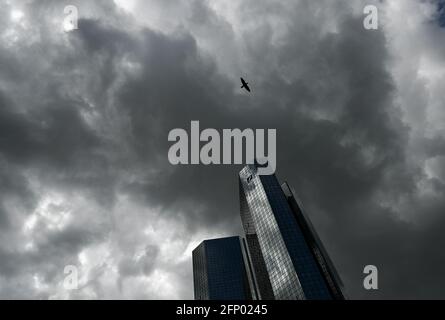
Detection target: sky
<box><xmin>0</xmin><ymin>0</ymin><xmax>444</xmax><ymax>299</ymax></box>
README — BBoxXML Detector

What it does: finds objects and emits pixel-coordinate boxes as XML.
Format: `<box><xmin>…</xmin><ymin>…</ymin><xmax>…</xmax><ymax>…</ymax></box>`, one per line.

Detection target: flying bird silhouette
<box><xmin>240</xmin><ymin>77</ymin><xmax>251</xmax><ymax>92</ymax></box>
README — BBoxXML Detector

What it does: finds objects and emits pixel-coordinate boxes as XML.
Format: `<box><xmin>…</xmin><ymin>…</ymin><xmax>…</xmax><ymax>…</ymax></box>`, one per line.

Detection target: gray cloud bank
<box><xmin>0</xmin><ymin>0</ymin><xmax>444</xmax><ymax>299</ymax></box>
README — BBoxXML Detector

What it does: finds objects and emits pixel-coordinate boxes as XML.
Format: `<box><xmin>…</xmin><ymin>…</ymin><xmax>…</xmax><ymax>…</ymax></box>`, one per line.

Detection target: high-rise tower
<box><xmin>192</xmin><ymin>236</ymin><xmax>257</xmax><ymax>300</ymax></box>
<box><xmin>238</xmin><ymin>164</ymin><xmax>344</xmax><ymax>300</ymax></box>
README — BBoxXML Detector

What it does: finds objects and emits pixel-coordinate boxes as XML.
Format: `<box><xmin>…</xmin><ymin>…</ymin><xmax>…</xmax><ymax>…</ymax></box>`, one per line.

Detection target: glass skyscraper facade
<box><xmin>192</xmin><ymin>236</ymin><xmax>256</xmax><ymax>300</ymax></box>
<box><xmin>239</xmin><ymin>164</ymin><xmax>344</xmax><ymax>300</ymax></box>
<box><xmin>192</xmin><ymin>164</ymin><xmax>344</xmax><ymax>300</ymax></box>
<box><xmin>281</xmin><ymin>182</ymin><xmax>345</xmax><ymax>299</ymax></box>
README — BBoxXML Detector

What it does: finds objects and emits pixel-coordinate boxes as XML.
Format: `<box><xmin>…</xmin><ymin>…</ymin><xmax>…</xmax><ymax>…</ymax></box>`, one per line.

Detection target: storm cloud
<box><xmin>0</xmin><ymin>0</ymin><xmax>444</xmax><ymax>299</ymax></box>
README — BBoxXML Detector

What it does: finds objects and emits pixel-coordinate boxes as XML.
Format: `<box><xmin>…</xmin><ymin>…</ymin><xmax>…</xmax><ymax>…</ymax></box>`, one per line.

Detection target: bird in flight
<box><xmin>240</xmin><ymin>77</ymin><xmax>251</xmax><ymax>92</ymax></box>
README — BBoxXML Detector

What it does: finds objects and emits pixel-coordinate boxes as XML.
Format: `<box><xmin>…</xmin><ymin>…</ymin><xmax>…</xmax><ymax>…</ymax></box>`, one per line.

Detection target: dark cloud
<box><xmin>438</xmin><ymin>0</ymin><xmax>445</xmax><ymax>27</ymax></box>
<box><xmin>0</xmin><ymin>0</ymin><xmax>444</xmax><ymax>299</ymax></box>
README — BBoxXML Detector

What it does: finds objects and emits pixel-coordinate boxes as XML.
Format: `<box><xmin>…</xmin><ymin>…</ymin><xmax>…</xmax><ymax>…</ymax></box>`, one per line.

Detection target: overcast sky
<box><xmin>0</xmin><ymin>0</ymin><xmax>444</xmax><ymax>299</ymax></box>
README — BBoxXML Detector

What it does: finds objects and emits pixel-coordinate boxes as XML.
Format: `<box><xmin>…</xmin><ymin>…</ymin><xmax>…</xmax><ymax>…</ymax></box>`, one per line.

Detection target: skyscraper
<box><xmin>192</xmin><ymin>236</ymin><xmax>257</xmax><ymax>300</ymax></box>
<box><xmin>239</xmin><ymin>178</ymin><xmax>275</xmax><ymax>300</ymax></box>
<box><xmin>192</xmin><ymin>164</ymin><xmax>345</xmax><ymax>300</ymax></box>
<box><xmin>281</xmin><ymin>181</ymin><xmax>345</xmax><ymax>300</ymax></box>
<box><xmin>239</xmin><ymin>164</ymin><xmax>344</xmax><ymax>300</ymax></box>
